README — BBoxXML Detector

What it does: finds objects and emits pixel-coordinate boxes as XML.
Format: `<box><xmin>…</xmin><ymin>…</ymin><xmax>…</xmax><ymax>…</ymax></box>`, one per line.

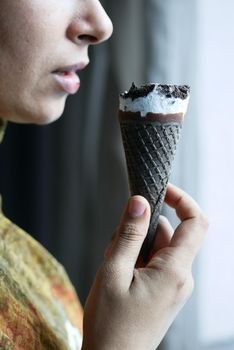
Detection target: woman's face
<box><xmin>0</xmin><ymin>0</ymin><xmax>113</xmax><ymax>124</ymax></box>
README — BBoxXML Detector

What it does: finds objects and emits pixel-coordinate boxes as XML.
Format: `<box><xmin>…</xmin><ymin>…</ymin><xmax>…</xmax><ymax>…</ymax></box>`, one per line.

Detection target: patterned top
<box><xmin>0</xmin><ymin>120</ymin><xmax>83</xmax><ymax>349</ymax></box>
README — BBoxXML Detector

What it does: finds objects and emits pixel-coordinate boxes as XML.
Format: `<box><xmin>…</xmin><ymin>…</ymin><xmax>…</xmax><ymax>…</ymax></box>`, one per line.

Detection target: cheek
<box><xmin>0</xmin><ymin>19</ymin><xmax>61</xmax><ymax>114</ymax></box>
<box><xmin>0</xmin><ymin>1</ymin><xmax>71</xmax><ymax>123</ymax></box>
<box><xmin>0</xmin><ymin>2</ymin><xmax>62</xmax><ymax>80</ymax></box>
<box><xmin>0</xmin><ymin>19</ymin><xmax>64</xmax><ymax>124</ymax></box>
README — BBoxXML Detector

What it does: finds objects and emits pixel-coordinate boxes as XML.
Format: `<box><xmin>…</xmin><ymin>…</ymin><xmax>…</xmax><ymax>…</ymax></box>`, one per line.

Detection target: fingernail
<box><xmin>128</xmin><ymin>198</ymin><xmax>146</xmax><ymax>218</ymax></box>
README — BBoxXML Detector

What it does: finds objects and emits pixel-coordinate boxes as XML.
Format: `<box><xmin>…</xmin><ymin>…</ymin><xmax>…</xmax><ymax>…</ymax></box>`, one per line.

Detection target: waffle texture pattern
<box><xmin>120</xmin><ymin>119</ymin><xmax>182</xmax><ymax>260</ymax></box>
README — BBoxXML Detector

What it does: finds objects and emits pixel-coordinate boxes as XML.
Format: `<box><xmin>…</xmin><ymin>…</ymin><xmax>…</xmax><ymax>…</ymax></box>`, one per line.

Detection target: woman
<box><xmin>0</xmin><ymin>1</ymin><xmax>208</xmax><ymax>349</ymax></box>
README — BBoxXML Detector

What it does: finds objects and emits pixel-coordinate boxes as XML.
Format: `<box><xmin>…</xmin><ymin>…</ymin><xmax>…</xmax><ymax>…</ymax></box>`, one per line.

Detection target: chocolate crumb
<box><xmin>157</xmin><ymin>84</ymin><xmax>190</xmax><ymax>99</ymax></box>
<box><xmin>120</xmin><ymin>83</ymin><xmax>190</xmax><ymax>100</ymax></box>
<box><xmin>120</xmin><ymin>82</ymin><xmax>155</xmax><ymax>100</ymax></box>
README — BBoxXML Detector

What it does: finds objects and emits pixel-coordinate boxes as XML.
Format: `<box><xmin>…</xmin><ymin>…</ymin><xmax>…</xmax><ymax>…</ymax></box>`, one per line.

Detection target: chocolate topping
<box><xmin>158</xmin><ymin>84</ymin><xmax>190</xmax><ymax>99</ymax></box>
<box><xmin>120</xmin><ymin>82</ymin><xmax>190</xmax><ymax>100</ymax></box>
<box><xmin>119</xmin><ymin>110</ymin><xmax>184</xmax><ymax>125</ymax></box>
<box><xmin>120</xmin><ymin>83</ymin><xmax>155</xmax><ymax>100</ymax></box>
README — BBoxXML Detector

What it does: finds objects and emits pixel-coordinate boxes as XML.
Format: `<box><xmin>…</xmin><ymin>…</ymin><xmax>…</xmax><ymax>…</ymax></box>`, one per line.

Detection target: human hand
<box><xmin>81</xmin><ymin>183</ymin><xmax>209</xmax><ymax>350</ymax></box>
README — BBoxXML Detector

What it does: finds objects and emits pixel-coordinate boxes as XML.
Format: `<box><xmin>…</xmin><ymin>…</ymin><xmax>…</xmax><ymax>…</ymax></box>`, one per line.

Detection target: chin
<box><xmin>34</xmin><ymin>112</ymin><xmax>63</xmax><ymax>125</ymax></box>
<box><xmin>9</xmin><ymin>96</ymin><xmax>67</xmax><ymax>125</ymax></box>
<box><xmin>32</xmin><ymin>98</ymin><xmax>67</xmax><ymax>125</ymax></box>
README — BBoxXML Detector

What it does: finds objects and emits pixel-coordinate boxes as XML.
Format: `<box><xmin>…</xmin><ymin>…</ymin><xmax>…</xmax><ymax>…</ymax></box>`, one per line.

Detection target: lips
<box><xmin>52</xmin><ymin>62</ymin><xmax>88</xmax><ymax>94</ymax></box>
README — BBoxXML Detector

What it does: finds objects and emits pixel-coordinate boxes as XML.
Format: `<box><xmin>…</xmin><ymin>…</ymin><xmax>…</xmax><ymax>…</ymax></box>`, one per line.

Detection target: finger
<box><xmin>151</xmin><ymin>216</ymin><xmax>174</xmax><ymax>255</ymax></box>
<box><xmin>104</xmin><ymin>198</ymin><xmax>134</xmax><ymax>260</ymax></box>
<box><xmin>107</xmin><ymin>196</ymin><xmax>151</xmax><ymax>288</ymax></box>
<box><xmin>104</xmin><ymin>228</ymin><xmax>118</xmax><ymax>260</ymax></box>
<box><xmin>165</xmin><ymin>183</ymin><xmax>209</xmax><ymax>263</ymax></box>
<box><xmin>165</xmin><ymin>183</ymin><xmax>201</xmax><ymax>221</ymax></box>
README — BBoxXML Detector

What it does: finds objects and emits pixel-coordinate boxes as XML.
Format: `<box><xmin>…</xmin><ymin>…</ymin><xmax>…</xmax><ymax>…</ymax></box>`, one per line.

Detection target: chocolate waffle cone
<box><xmin>119</xmin><ymin>113</ymin><xmax>183</xmax><ymax>261</ymax></box>
<box><xmin>119</xmin><ymin>83</ymin><xmax>190</xmax><ymax>261</ymax></box>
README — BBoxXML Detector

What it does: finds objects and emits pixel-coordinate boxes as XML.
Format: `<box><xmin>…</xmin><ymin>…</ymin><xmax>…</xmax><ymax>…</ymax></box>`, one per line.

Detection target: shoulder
<box><xmin>0</xmin><ymin>212</ymin><xmax>66</xmax><ymax>278</ymax></box>
<box><xmin>0</xmin><ymin>212</ymin><xmax>83</xmax><ymax>347</ymax></box>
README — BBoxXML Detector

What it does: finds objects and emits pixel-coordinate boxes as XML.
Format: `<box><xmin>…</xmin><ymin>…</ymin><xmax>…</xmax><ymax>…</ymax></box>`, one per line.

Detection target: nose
<box><xmin>67</xmin><ymin>0</ymin><xmax>113</xmax><ymax>46</ymax></box>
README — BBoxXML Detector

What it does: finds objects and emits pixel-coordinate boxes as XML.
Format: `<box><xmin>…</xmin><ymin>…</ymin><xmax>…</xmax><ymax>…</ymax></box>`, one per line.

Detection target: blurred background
<box><xmin>0</xmin><ymin>0</ymin><xmax>233</xmax><ymax>349</ymax></box>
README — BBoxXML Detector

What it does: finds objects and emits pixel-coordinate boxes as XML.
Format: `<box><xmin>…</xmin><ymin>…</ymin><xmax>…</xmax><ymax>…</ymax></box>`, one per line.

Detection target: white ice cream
<box><xmin>119</xmin><ymin>84</ymin><xmax>190</xmax><ymax>117</ymax></box>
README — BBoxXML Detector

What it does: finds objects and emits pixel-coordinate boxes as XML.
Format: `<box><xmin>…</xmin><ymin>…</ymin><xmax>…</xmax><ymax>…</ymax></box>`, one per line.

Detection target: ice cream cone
<box><xmin>119</xmin><ymin>83</ymin><xmax>190</xmax><ymax>261</ymax></box>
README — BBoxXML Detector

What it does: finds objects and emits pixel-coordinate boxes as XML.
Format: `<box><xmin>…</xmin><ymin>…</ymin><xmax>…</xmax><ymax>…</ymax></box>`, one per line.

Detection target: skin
<box><xmin>0</xmin><ymin>0</ymin><xmax>113</xmax><ymax>124</ymax></box>
<box><xmin>0</xmin><ymin>1</ymin><xmax>209</xmax><ymax>349</ymax></box>
<box><xmin>82</xmin><ymin>184</ymin><xmax>209</xmax><ymax>350</ymax></box>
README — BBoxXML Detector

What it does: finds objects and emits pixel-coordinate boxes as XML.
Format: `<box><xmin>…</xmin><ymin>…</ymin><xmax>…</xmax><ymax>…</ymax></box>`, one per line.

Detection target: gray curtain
<box><xmin>0</xmin><ymin>0</ymin><xmax>199</xmax><ymax>348</ymax></box>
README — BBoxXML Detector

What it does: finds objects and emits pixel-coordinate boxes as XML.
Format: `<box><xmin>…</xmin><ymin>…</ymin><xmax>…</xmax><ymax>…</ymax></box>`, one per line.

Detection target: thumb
<box><xmin>107</xmin><ymin>196</ymin><xmax>150</xmax><ymax>286</ymax></box>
